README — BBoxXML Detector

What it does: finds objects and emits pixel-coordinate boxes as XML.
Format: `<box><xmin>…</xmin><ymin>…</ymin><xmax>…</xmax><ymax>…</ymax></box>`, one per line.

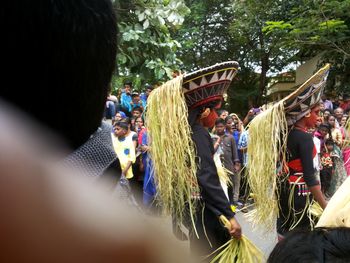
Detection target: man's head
<box><xmin>215</xmin><ymin>118</ymin><xmax>226</xmax><ymax>135</ymax></box>
<box><xmin>318</xmin><ymin>124</ymin><xmax>330</xmax><ymax>138</ymax></box>
<box><xmin>113</xmin><ymin>121</ymin><xmax>129</xmax><ymax>138</ymax></box>
<box><xmin>132</xmin><ymin>107</ymin><xmax>143</xmax><ymax>118</ymax></box>
<box><xmin>218</xmin><ymin>110</ymin><xmax>229</xmax><ymax>120</ymax></box>
<box><xmin>131</xmin><ymin>93</ymin><xmax>140</xmax><ymax>103</ymax></box>
<box><xmin>124</xmin><ymin>81</ymin><xmax>132</xmax><ymax>94</ymax></box>
<box><xmin>334</xmin><ymin>107</ymin><xmax>344</xmax><ymax>120</ymax></box>
<box><xmin>304</xmin><ymin>105</ymin><xmax>321</xmax><ymax>129</ymax></box>
<box><xmin>1</xmin><ymin>0</ymin><xmax>117</xmax><ymax>150</ymax></box>
<box><xmin>145</xmin><ymin>84</ymin><xmax>153</xmax><ymax>97</ymax></box>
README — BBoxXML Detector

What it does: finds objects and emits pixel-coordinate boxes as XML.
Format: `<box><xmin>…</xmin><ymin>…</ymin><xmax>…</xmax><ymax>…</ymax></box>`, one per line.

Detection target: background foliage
<box><xmin>113</xmin><ymin>0</ymin><xmax>350</xmax><ymax>116</ymax></box>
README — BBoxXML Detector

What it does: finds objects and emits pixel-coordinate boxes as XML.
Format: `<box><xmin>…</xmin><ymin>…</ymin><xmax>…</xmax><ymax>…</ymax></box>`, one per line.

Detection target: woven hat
<box><xmin>283</xmin><ymin>64</ymin><xmax>330</xmax><ymax>125</ymax></box>
<box><xmin>182</xmin><ymin>61</ymin><xmax>239</xmax><ymax>109</ymax></box>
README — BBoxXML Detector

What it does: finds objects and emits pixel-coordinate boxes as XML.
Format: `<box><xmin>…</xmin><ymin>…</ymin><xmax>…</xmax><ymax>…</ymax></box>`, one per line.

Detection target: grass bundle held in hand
<box><xmin>145</xmin><ymin>76</ymin><xmax>199</xmax><ymax>225</ymax></box>
<box><xmin>246</xmin><ymin>101</ymin><xmax>289</xmax><ymax>232</ymax></box>
<box><xmin>208</xmin><ymin>216</ymin><xmax>264</xmax><ymax>263</ymax></box>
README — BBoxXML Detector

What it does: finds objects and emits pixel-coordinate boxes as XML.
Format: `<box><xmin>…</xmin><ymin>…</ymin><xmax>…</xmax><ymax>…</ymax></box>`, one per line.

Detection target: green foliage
<box><xmin>263</xmin><ymin>0</ymin><xmax>350</xmax><ymax>94</ymax></box>
<box><xmin>113</xmin><ymin>0</ymin><xmax>190</xmax><ymax>92</ymax></box>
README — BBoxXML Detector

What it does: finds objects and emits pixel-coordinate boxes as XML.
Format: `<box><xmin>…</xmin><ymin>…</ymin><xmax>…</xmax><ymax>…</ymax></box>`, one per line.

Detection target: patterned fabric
<box><xmin>238</xmin><ymin>130</ymin><xmax>249</xmax><ymax>166</ymax></box>
<box><xmin>284</xmin><ymin>64</ymin><xmax>330</xmax><ymax>126</ymax></box>
<box><xmin>182</xmin><ymin>61</ymin><xmax>239</xmax><ymax>109</ymax></box>
<box><xmin>62</xmin><ymin>121</ymin><xmax>117</xmax><ymax>177</ymax></box>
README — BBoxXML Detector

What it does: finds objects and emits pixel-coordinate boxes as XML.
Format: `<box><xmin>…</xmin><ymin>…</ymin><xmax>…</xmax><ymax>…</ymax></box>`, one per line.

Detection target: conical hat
<box><xmin>283</xmin><ymin>64</ymin><xmax>330</xmax><ymax>125</ymax></box>
<box><xmin>182</xmin><ymin>61</ymin><xmax>239</xmax><ymax>109</ymax></box>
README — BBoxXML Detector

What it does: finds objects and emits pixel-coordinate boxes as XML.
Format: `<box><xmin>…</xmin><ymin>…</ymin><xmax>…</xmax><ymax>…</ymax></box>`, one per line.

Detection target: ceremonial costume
<box><xmin>246</xmin><ymin>64</ymin><xmax>331</xmax><ymax>235</ymax></box>
<box><xmin>146</xmin><ymin>61</ymin><xmax>240</xmax><ymax>256</ymax></box>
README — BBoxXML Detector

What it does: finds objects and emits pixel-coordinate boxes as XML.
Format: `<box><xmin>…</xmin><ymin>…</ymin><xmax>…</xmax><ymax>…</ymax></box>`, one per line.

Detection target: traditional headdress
<box><xmin>245</xmin><ymin>64</ymin><xmax>331</xmax><ymax>231</ymax></box>
<box><xmin>145</xmin><ymin>61</ymin><xmax>239</xmax><ymax>224</ymax></box>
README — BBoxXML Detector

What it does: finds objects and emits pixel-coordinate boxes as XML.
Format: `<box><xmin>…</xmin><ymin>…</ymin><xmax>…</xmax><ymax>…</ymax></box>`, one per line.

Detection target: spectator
<box><xmin>328</xmin><ymin>115</ymin><xmax>343</xmax><ymax>147</ymax></box>
<box><xmin>112</xmin><ymin>121</ymin><xmax>136</xmax><ymax>180</ymax></box>
<box><xmin>213</xmin><ymin>118</ymin><xmax>241</xmax><ymax>208</ymax></box>
<box><xmin>131</xmin><ymin>92</ymin><xmax>145</xmax><ymax>112</ymax></box>
<box><xmin>321</xmin><ymin>94</ymin><xmax>333</xmax><ymax>110</ymax></box>
<box><xmin>218</xmin><ymin>109</ymin><xmax>229</xmax><ymax>120</ymax></box>
<box><xmin>114</xmin><ymin>111</ymin><xmax>126</xmax><ymax>122</ymax></box>
<box><xmin>140</xmin><ymin>84</ymin><xmax>153</xmax><ymax>106</ymax></box>
<box><xmin>320</xmin><ymin>139</ymin><xmax>335</xmax><ymax>196</ymax></box>
<box><xmin>120</xmin><ymin>81</ymin><xmax>133</xmax><ymax>116</ymax></box>
<box><xmin>132</xmin><ymin>106</ymin><xmax>143</xmax><ymax>119</ymax></box>
<box><xmin>334</xmin><ymin>107</ymin><xmax>344</xmax><ymax>128</ymax></box>
<box><xmin>323</xmin><ymin>109</ymin><xmax>332</xmax><ymax>124</ymax></box>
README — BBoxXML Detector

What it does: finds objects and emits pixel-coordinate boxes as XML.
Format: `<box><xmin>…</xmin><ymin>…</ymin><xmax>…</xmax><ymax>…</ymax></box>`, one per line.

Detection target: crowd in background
<box><xmin>103</xmin><ymin>82</ymin><xmax>350</xmax><ymax>211</ymax></box>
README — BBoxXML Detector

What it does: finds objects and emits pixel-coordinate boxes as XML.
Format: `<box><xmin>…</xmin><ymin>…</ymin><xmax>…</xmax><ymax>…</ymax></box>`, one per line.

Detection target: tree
<box><xmin>263</xmin><ymin>0</ymin><xmax>350</xmax><ymax>94</ymax></box>
<box><xmin>113</xmin><ymin>0</ymin><xmax>190</xmax><ymax>91</ymax></box>
<box><xmin>228</xmin><ymin>0</ymin><xmax>303</xmax><ymax>106</ymax></box>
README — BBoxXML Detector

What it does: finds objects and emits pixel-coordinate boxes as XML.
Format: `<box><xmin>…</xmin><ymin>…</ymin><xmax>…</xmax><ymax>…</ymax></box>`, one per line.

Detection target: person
<box><xmin>267</xmin><ymin>227</ymin><xmax>350</xmax><ymax>263</ymax></box>
<box><xmin>217</xmin><ymin>109</ymin><xmax>229</xmax><ymax>120</ymax></box>
<box><xmin>120</xmin><ymin>81</ymin><xmax>133</xmax><ymax>116</ymax></box>
<box><xmin>213</xmin><ymin>118</ymin><xmax>241</xmax><ymax>207</ymax></box>
<box><xmin>320</xmin><ymin>139</ymin><xmax>334</xmax><ymax>196</ymax></box>
<box><xmin>104</xmin><ymin>92</ymin><xmax>119</xmax><ymax>123</ymax></box>
<box><xmin>0</xmin><ymin>1</ymin><xmax>192</xmax><ymax>262</ymax></box>
<box><xmin>269</xmin><ymin>176</ymin><xmax>350</xmax><ymax>263</ymax></box>
<box><xmin>321</xmin><ymin>94</ymin><xmax>333</xmax><ymax>110</ymax></box>
<box><xmin>111</xmin><ymin>121</ymin><xmax>136</xmax><ymax>180</ymax></box>
<box><xmin>334</xmin><ymin>107</ymin><xmax>344</xmax><ymax>128</ymax></box>
<box><xmin>114</xmin><ymin>111</ymin><xmax>126</xmax><ymax>123</ymax></box>
<box><xmin>140</xmin><ymin>84</ymin><xmax>153</xmax><ymax>106</ymax></box>
<box><xmin>246</xmin><ymin>64</ymin><xmax>330</xmax><ymax>238</ymax></box>
<box><xmin>130</xmin><ymin>92</ymin><xmax>145</xmax><ymax>112</ymax></box>
<box><xmin>146</xmin><ymin>61</ymin><xmax>242</xmax><ymax>258</ymax></box>
<box><xmin>131</xmin><ymin>106</ymin><xmax>143</xmax><ymax>119</ymax></box>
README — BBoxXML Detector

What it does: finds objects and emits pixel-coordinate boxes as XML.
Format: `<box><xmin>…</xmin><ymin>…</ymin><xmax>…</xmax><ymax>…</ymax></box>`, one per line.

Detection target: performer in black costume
<box><xmin>246</xmin><ymin>64</ymin><xmax>330</xmax><ymax>239</ymax></box>
<box><xmin>146</xmin><ymin>61</ymin><xmax>241</xmax><ymax>258</ymax></box>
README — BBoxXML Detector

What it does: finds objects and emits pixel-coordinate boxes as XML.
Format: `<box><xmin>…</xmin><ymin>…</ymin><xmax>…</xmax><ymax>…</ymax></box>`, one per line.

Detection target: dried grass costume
<box><xmin>246</xmin><ymin>64</ymin><xmax>331</xmax><ymax>236</ymax></box>
<box><xmin>146</xmin><ymin>61</ymin><xmax>240</xmax><ymax>256</ymax></box>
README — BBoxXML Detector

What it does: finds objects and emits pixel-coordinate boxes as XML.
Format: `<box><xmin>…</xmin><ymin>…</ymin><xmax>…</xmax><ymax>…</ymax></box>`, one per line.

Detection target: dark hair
<box><xmin>145</xmin><ymin>84</ymin><xmax>153</xmax><ymax>90</ymax></box>
<box><xmin>1</xmin><ymin>0</ymin><xmax>117</xmax><ymax>150</ymax></box>
<box><xmin>325</xmin><ymin>138</ymin><xmax>334</xmax><ymax>146</ymax></box>
<box><xmin>124</xmin><ymin>80</ymin><xmax>133</xmax><ymax>86</ymax></box>
<box><xmin>268</xmin><ymin>227</ymin><xmax>350</xmax><ymax>263</ymax></box>
<box><xmin>114</xmin><ymin>121</ymin><xmax>129</xmax><ymax>131</ymax></box>
<box><xmin>224</xmin><ymin>116</ymin><xmax>234</xmax><ymax>124</ymax></box>
<box><xmin>132</xmin><ymin>106</ymin><xmax>143</xmax><ymax>113</ymax></box>
<box><xmin>215</xmin><ymin>118</ymin><xmax>226</xmax><ymax>126</ymax></box>
<box><xmin>121</xmin><ymin>117</ymin><xmax>131</xmax><ymax>125</ymax></box>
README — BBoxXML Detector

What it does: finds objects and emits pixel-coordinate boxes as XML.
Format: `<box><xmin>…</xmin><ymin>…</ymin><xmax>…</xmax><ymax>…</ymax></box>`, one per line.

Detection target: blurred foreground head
<box><xmin>0</xmin><ymin>105</ymin><xmax>193</xmax><ymax>263</ymax></box>
<box><xmin>1</xmin><ymin>0</ymin><xmax>117</xmax><ymax>150</ymax></box>
<box><xmin>268</xmin><ymin>227</ymin><xmax>350</xmax><ymax>263</ymax></box>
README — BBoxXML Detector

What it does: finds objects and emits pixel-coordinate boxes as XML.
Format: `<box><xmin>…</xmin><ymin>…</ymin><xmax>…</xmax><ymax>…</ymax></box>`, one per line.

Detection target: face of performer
<box><xmin>201</xmin><ymin>109</ymin><xmax>218</xmax><ymax>128</ymax></box>
<box><xmin>304</xmin><ymin>105</ymin><xmax>320</xmax><ymax>129</ymax></box>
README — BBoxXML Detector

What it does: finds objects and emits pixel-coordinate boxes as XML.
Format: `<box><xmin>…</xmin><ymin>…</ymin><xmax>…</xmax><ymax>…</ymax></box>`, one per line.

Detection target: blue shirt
<box><xmin>121</xmin><ymin>92</ymin><xmax>132</xmax><ymax>113</ymax></box>
<box><xmin>238</xmin><ymin>130</ymin><xmax>249</xmax><ymax>166</ymax></box>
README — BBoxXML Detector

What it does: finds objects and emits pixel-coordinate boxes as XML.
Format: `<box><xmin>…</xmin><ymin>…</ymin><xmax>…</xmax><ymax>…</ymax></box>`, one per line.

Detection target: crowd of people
<box><xmin>1</xmin><ymin>0</ymin><xmax>349</xmax><ymax>262</ymax></box>
<box><xmin>105</xmin><ymin>80</ymin><xmax>350</xmax><ymax>212</ymax></box>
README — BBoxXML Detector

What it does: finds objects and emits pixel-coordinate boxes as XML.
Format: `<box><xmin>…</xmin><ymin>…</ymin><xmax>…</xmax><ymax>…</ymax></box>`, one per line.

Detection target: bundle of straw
<box><xmin>309</xmin><ymin>200</ymin><xmax>323</xmax><ymax>219</ymax></box>
<box><xmin>145</xmin><ymin>76</ymin><xmax>199</xmax><ymax>226</ymax></box>
<box><xmin>246</xmin><ymin>101</ymin><xmax>289</xmax><ymax>231</ymax></box>
<box><xmin>208</xmin><ymin>216</ymin><xmax>264</xmax><ymax>263</ymax></box>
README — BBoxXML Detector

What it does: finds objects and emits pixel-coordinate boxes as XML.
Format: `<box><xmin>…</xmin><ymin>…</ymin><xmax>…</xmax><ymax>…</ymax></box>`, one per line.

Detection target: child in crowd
<box><xmin>320</xmin><ymin>139</ymin><xmax>334</xmax><ymax>196</ymax></box>
<box><xmin>112</xmin><ymin>121</ymin><xmax>136</xmax><ymax>179</ymax></box>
